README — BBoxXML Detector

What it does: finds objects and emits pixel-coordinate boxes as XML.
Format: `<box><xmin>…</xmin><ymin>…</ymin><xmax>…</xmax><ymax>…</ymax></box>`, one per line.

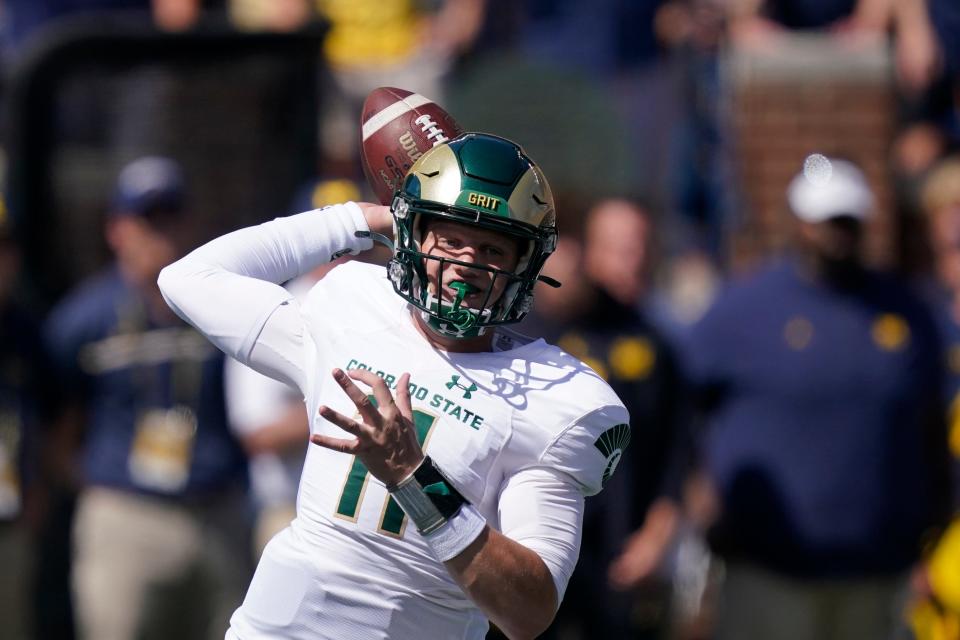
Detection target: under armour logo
<box><xmin>446</xmin><ymin>374</ymin><xmax>477</xmax><ymax>399</ymax></box>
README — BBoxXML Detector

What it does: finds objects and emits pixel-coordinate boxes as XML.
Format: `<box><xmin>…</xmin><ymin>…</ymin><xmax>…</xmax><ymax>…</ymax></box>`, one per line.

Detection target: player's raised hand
<box><xmin>311</xmin><ymin>368</ymin><xmax>423</xmax><ymax>485</ymax></box>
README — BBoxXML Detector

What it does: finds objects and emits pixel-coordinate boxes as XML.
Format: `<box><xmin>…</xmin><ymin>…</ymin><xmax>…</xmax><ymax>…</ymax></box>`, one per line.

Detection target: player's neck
<box><xmin>410</xmin><ymin>311</ymin><xmax>494</xmax><ymax>353</ymax></box>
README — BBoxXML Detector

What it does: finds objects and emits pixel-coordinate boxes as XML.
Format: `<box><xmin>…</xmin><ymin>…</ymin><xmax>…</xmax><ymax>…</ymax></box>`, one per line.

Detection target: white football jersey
<box><xmin>229</xmin><ymin>262</ymin><xmax>628</xmax><ymax>639</ymax></box>
<box><xmin>158</xmin><ymin>205</ymin><xmax>630</xmax><ymax>640</ymax></box>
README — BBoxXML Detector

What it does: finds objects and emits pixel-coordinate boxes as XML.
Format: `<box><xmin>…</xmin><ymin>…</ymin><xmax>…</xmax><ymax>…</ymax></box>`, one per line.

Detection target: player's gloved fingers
<box><xmin>396</xmin><ymin>372</ymin><xmax>413</xmax><ymax>418</ymax></box>
<box><xmin>318</xmin><ymin>405</ymin><xmax>368</xmax><ymax>437</ymax></box>
<box><xmin>332</xmin><ymin>368</ymin><xmax>380</xmax><ymax>423</ymax></box>
<box><xmin>348</xmin><ymin>368</ymin><xmax>396</xmax><ymax>412</ymax></box>
<box><xmin>310</xmin><ymin>433</ymin><xmax>361</xmax><ymax>454</ymax></box>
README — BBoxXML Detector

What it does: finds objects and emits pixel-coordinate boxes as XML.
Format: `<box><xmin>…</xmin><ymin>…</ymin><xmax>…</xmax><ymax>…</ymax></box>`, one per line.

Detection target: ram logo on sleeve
<box><xmin>593</xmin><ymin>423</ymin><xmax>631</xmax><ymax>486</ymax></box>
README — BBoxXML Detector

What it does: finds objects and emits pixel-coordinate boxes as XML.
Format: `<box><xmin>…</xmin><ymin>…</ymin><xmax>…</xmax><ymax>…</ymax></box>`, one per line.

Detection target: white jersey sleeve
<box><xmin>540</xmin><ymin>405</ymin><xmax>632</xmax><ymax>497</ymax></box>
<box><xmin>470</xmin><ymin>349</ymin><xmax>629</xmax><ymax>602</ymax></box>
<box><xmin>496</xmin><ymin>467</ymin><xmax>584</xmax><ymax>602</ymax></box>
<box><xmin>496</xmin><ymin>403</ymin><xmax>630</xmax><ymax>602</ymax></box>
<box><xmin>157</xmin><ymin>203</ymin><xmax>372</xmax><ymax>393</ymax></box>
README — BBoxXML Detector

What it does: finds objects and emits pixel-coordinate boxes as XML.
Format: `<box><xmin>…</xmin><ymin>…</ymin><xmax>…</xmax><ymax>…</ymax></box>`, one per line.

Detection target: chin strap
<box><xmin>355</xmin><ymin>230</ymin><xmax>394</xmax><ymax>251</ymax></box>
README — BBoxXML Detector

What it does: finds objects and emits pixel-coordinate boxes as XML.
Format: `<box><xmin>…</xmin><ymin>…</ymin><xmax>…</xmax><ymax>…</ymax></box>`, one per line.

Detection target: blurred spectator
<box><xmin>889</xmin><ymin>1</ymin><xmax>960</xmax><ymax>247</ymax></box>
<box><xmin>224</xmin><ymin>177</ymin><xmax>361</xmax><ymax>560</ymax></box>
<box><xmin>43</xmin><ymin>156</ymin><xmax>250</xmax><ymax>640</ymax></box>
<box><xmin>227</xmin><ymin>0</ymin><xmax>310</xmax><ymax>32</ymax></box>
<box><xmin>726</xmin><ymin>0</ymin><xmax>948</xmax><ymax>269</ymax></box>
<box><xmin>649</xmin><ymin>246</ymin><xmax>720</xmax><ymax>339</ymax></box>
<box><xmin>654</xmin><ymin>0</ymin><xmax>732</xmax><ymax>258</ymax></box>
<box><xmin>0</xmin><ymin>0</ymin><xmax>216</xmax><ymax>163</ymax></box>
<box><xmin>1</xmin><ymin>0</ymin><xmax>209</xmax><ymax>59</ymax></box>
<box><xmin>681</xmin><ymin>157</ymin><xmax>950</xmax><ymax>640</ymax></box>
<box><xmin>0</xmin><ymin>199</ymin><xmax>47</xmax><ymax>640</ymax></box>
<box><xmin>314</xmin><ymin>0</ymin><xmax>487</xmax><ymax>173</ymax></box>
<box><xmin>514</xmin><ymin>0</ymin><xmax>665</xmax><ymax>74</ymax></box>
<box><xmin>523</xmin><ymin>235</ymin><xmax>592</xmax><ymax>335</ymax></box>
<box><xmin>928</xmin><ymin>0</ymin><xmax>960</xmax><ymax>79</ymax></box>
<box><xmin>528</xmin><ymin>199</ymin><xmax>687</xmax><ymax>640</ymax></box>
<box><xmin>906</xmin><ymin>155</ymin><xmax>960</xmax><ymax>640</ymax></box>
<box><xmin>728</xmin><ymin>0</ymin><xmax>940</xmax><ymax>95</ymax></box>
<box><xmin>459</xmin><ymin>1</ymin><xmax>681</xmax><ymax>245</ymax></box>
<box><xmin>582</xmin><ymin>198</ymin><xmax>654</xmax><ymax>307</ymax></box>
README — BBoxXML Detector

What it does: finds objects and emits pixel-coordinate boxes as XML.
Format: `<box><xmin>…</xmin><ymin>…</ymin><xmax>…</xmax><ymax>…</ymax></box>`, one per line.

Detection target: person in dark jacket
<box><xmin>683</xmin><ymin>156</ymin><xmax>951</xmax><ymax>640</ymax></box>
<box><xmin>44</xmin><ymin>156</ymin><xmax>250</xmax><ymax>640</ymax></box>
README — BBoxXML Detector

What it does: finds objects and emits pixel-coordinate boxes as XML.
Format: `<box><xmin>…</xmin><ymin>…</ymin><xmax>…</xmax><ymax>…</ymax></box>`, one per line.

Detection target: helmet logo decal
<box><xmin>594</xmin><ymin>423</ymin><xmax>631</xmax><ymax>486</ymax></box>
<box><xmin>446</xmin><ymin>374</ymin><xmax>478</xmax><ymax>399</ymax></box>
<box><xmin>466</xmin><ymin>192</ymin><xmax>502</xmax><ymax>212</ymax></box>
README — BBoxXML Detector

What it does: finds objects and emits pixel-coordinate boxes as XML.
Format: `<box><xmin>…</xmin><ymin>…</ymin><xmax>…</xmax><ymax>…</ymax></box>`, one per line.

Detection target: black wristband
<box><xmin>387</xmin><ymin>456</ymin><xmax>469</xmax><ymax>534</ymax></box>
<box><xmin>412</xmin><ymin>456</ymin><xmax>468</xmax><ymax>520</ymax></box>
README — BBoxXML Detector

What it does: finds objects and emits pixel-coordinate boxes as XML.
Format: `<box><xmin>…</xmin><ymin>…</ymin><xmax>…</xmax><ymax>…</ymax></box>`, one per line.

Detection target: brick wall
<box><xmin>723</xmin><ymin>34</ymin><xmax>897</xmax><ymax>270</ymax></box>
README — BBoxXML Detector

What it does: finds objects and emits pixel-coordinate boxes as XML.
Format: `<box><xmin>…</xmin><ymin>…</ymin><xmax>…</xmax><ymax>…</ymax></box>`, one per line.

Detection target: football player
<box><xmin>158</xmin><ymin>133</ymin><xmax>630</xmax><ymax>639</ymax></box>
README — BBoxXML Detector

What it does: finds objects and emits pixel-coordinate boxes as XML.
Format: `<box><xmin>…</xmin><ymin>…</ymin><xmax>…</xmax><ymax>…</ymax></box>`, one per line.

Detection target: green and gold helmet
<box><xmin>385</xmin><ymin>133</ymin><xmax>557</xmax><ymax>339</ymax></box>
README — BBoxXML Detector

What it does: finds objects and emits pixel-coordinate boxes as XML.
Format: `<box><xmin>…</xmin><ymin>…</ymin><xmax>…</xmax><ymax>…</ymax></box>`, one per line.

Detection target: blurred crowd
<box><xmin>0</xmin><ymin>0</ymin><xmax>959</xmax><ymax>639</ymax></box>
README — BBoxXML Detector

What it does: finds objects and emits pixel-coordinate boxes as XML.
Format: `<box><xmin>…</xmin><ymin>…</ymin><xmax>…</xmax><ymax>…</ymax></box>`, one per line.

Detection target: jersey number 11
<box><xmin>334</xmin><ymin>408</ymin><xmax>438</xmax><ymax>536</ymax></box>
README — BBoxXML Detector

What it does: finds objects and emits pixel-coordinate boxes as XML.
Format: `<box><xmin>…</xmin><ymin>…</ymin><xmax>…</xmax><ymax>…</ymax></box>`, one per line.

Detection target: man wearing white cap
<box><xmin>679</xmin><ymin>156</ymin><xmax>951</xmax><ymax>640</ymax></box>
<box><xmin>785</xmin><ymin>156</ymin><xmax>876</xmax><ymax>279</ymax></box>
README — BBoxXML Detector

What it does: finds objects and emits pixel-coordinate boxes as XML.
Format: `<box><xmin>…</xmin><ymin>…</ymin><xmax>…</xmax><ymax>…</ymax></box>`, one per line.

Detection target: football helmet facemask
<box><xmin>384</xmin><ymin>133</ymin><xmax>557</xmax><ymax>339</ymax></box>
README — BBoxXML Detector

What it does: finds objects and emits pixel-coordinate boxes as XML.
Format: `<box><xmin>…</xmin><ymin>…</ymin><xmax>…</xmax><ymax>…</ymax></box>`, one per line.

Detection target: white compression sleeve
<box><xmin>158</xmin><ymin>203</ymin><xmax>373</xmax><ymax>388</ymax></box>
<box><xmin>497</xmin><ymin>467</ymin><xmax>585</xmax><ymax>605</ymax></box>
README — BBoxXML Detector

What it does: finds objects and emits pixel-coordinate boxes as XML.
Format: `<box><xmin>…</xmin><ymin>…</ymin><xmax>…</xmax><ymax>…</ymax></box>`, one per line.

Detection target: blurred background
<box><xmin>1</xmin><ymin>1</ymin><xmax>959</xmax><ymax>639</ymax></box>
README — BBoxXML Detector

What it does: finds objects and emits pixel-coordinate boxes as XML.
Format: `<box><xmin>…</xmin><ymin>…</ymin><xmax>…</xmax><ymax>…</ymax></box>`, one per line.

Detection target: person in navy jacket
<box><xmin>682</xmin><ymin>156</ymin><xmax>951</xmax><ymax>640</ymax></box>
<box><xmin>44</xmin><ymin>156</ymin><xmax>249</xmax><ymax>640</ymax></box>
